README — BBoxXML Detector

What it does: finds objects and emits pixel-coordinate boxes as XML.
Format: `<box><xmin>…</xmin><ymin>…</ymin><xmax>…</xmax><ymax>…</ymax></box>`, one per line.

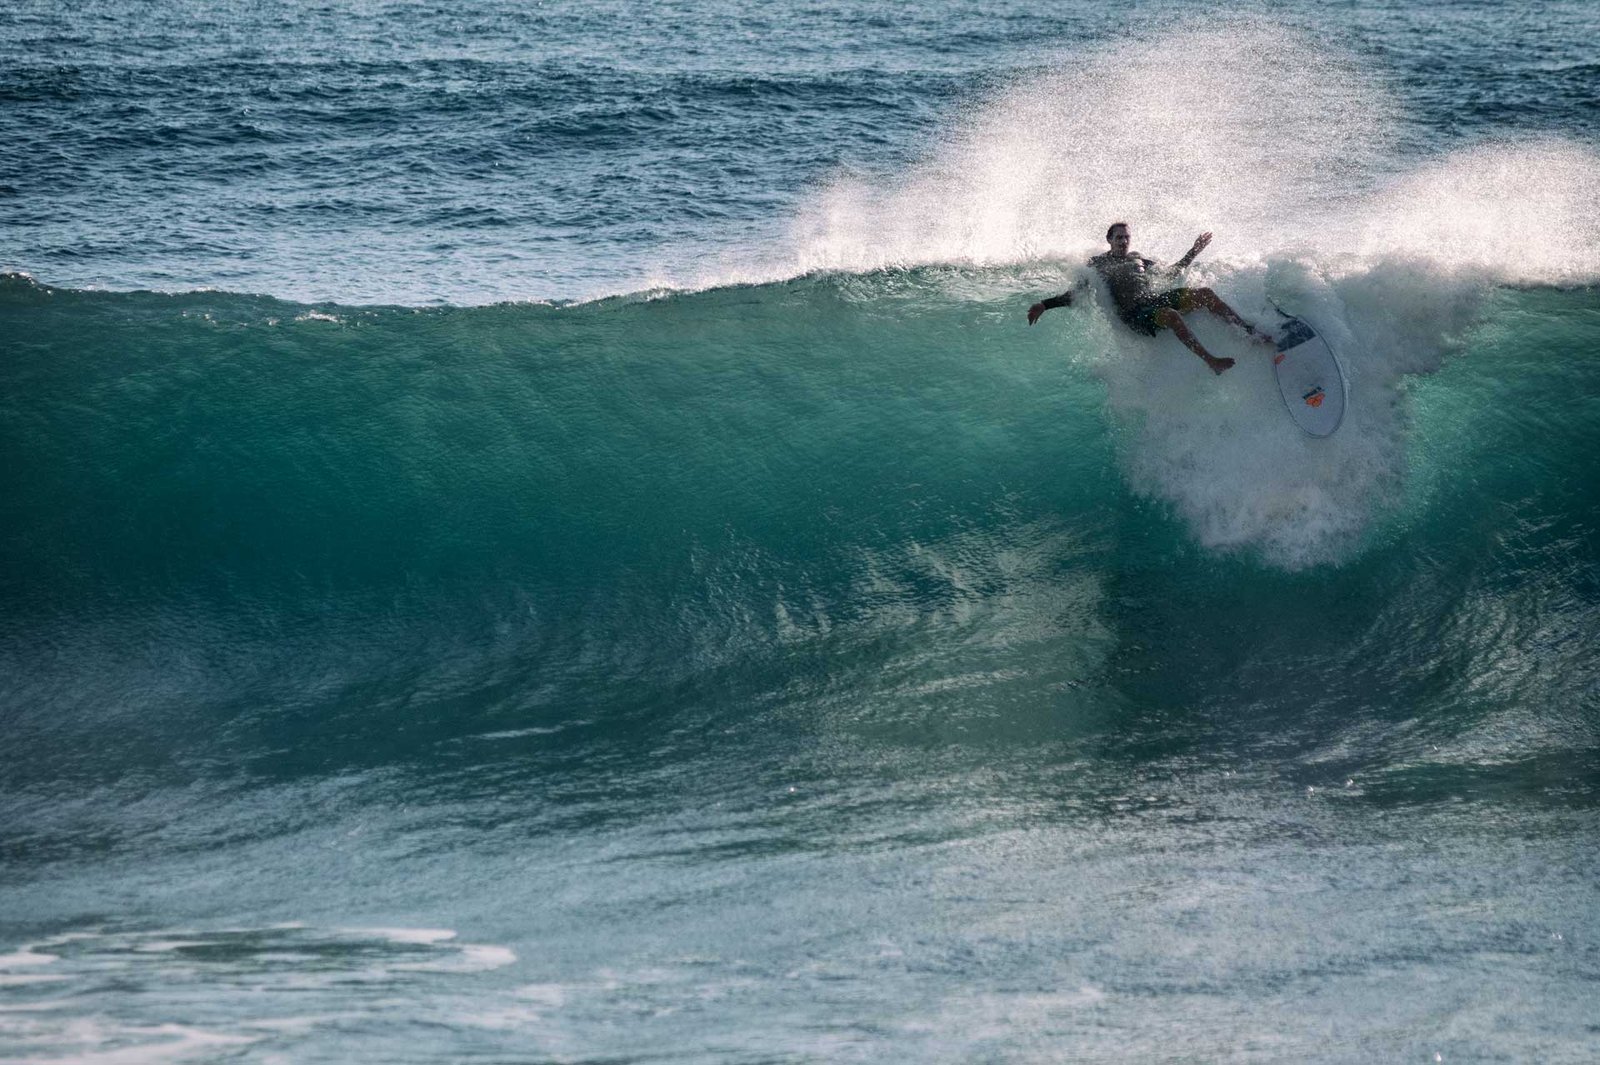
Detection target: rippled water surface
<box><xmin>2</xmin><ymin>0</ymin><xmax>1598</xmax><ymax>1061</ymax></box>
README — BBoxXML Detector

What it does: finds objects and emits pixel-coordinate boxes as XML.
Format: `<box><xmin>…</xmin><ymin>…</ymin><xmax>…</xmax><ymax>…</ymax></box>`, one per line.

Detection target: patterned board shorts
<box><xmin>1123</xmin><ymin>287</ymin><xmax>1198</xmax><ymax>337</ymax></box>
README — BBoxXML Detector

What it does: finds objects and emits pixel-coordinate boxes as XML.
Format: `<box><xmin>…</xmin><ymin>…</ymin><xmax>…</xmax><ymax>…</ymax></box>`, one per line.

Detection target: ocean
<box><xmin>2</xmin><ymin>0</ymin><xmax>1598</xmax><ymax>1061</ymax></box>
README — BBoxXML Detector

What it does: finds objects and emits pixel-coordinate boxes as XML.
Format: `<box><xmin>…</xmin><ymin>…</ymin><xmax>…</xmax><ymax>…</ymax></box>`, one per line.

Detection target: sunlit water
<box><xmin>2</xmin><ymin>1</ymin><xmax>1598</xmax><ymax>1060</ymax></box>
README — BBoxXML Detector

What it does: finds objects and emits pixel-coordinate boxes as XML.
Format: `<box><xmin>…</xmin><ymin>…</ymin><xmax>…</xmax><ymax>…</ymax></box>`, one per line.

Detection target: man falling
<box><xmin>1027</xmin><ymin>222</ymin><xmax>1274</xmax><ymax>375</ymax></box>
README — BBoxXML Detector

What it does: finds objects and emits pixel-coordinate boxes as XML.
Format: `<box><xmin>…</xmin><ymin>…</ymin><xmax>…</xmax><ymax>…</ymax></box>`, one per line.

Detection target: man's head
<box><xmin>1106</xmin><ymin>222</ymin><xmax>1131</xmax><ymax>253</ymax></box>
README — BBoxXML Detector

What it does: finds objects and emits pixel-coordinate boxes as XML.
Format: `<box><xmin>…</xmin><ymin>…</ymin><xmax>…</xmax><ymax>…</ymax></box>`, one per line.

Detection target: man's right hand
<box><xmin>1027</xmin><ymin>302</ymin><xmax>1048</xmax><ymax>325</ymax></box>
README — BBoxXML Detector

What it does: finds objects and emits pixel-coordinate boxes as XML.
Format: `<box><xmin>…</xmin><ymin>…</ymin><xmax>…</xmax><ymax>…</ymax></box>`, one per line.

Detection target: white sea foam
<box><xmin>392</xmin><ymin>944</ymin><xmax>518</xmax><ymax>973</ymax></box>
<box><xmin>341</xmin><ymin>926</ymin><xmax>457</xmax><ymax>945</ymax></box>
<box><xmin>0</xmin><ymin>1020</ymin><xmax>254</xmax><ymax>1064</ymax></box>
<box><xmin>0</xmin><ymin>925</ymin><xmax>519</xmax><ymax>1061</ymax></box>
<box><xmin>0</xmin><ymin>973</ymin><xmax>71</xmax><ymax>987</ymax></box>
<box><xmin>1073</xmin><ymin>253</ymin><xmax>1468</xmax><ymax>566</ymax></box>
<box><xmin>0</xmin><ymin>949</ymin><xmax>60</xmax><ymax>968</ymax></box>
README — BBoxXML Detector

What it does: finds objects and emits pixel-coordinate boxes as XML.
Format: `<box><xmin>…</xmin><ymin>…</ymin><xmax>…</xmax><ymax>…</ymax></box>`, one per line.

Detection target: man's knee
<box><xmin>1193</xmin><ymin>286</ymin><xmax>1216</xmax><ymax>300</ymax></box>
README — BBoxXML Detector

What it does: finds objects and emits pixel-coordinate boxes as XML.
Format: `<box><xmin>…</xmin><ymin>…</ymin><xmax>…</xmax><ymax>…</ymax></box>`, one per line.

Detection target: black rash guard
<box><xmin>1034</xmin><ymin>248</ymin><xmax>1199</xmax><ymax>335</ymax></box>
<box><xmin>1088</xmin><ymin>252</ymin><xmax>1162</xmax><ymax>315</ymax></box>
<box><xmin>1086</xmin><ymin>251</ymin><xmax>1199</xmax><ymax>336</ymax></box>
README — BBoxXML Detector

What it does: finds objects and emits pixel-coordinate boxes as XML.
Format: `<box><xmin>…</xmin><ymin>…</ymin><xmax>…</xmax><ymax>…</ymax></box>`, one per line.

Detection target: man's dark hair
<box><xmin>1106</xmin><ymin>222</ymin><xmax>1129</xmax><ymax>242</ymax></box>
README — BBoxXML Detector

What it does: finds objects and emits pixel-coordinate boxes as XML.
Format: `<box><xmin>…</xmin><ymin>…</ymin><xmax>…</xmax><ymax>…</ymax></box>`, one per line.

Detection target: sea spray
<box><xmin>736</xmin><ymin>23</ymin><xmax>1600</xmax><ymax>565</ymax></box>
<box><xmin>1350</xmin><ymin>139</ymin><xmax>1600</xmax><ymax>286</ymax></box>
<box><xmin>777</xmin><ymin>21</ymin><xmax>1399</xmax><ymax>277</ymax></box>
<box><xmin>771</xmin><ymin>23</ymin><xmax>1600</xmax><ymax>286</ymax></box>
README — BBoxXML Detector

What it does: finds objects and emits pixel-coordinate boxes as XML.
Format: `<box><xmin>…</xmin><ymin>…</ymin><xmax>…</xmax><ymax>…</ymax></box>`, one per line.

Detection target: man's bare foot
<box><xmin>1207</xmin><ymin>356</ymin><xmax>1235</xmax><ymax>375</ymax></box>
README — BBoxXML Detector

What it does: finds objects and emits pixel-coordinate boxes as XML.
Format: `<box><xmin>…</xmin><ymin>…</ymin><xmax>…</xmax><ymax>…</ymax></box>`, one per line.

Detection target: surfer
<box><xmin>1027</xmin><ymin>223</ymin><xmax>1274</xmax><ymax>375</ymax></box>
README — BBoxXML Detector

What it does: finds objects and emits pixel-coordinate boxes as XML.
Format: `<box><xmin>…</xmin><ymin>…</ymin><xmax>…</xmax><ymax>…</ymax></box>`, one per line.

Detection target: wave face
<box><xmin>4</xmin><ymin>268</ymin><xmax>1598</xmax><ymax>760</ymax></box>
<box><xmin>4</xmin><ymin>267</ymin><xmax>1599</xmax><ymax>1059</ymax></box>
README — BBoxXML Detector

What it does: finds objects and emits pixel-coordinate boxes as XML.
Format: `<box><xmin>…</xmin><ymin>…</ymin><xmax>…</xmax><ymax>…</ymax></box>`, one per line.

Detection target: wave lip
<box><xmin>708</xmin><ymin>22</ymin><xmax>1600</xmax><ymax>300</ymax></box>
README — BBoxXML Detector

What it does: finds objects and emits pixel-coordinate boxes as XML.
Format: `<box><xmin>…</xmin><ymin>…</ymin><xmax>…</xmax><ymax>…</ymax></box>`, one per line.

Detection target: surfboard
<box><xmin>1269</xmin><ymin>311</ymin><xmax>1346</xmax><ymax>437</ymax></box>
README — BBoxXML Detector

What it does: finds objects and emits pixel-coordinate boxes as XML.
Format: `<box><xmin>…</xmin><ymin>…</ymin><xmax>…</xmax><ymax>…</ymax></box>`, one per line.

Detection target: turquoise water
<box><xmin>3</xmin><ymin>1</ymin><xmax>1599</xmax><ymax>1061</ymax></box>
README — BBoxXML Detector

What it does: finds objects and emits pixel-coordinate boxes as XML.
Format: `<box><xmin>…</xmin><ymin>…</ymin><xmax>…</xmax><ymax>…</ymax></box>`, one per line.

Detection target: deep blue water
<box><xmin>2</xmin><ymin>1</ymin><xmax>1599</xmax><ymax>1061</ymax></box>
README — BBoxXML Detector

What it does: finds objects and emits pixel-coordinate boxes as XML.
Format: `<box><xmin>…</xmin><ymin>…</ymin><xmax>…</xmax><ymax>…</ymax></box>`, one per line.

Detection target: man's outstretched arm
<box><xmin>1164</xmin><ymin>231</ymin><xmax>1212</xmax><ymax>277</ymax></box>
<box><xmin>1027</xmin><ymin>290</ymin><xmax>1076</xmax><ymax>325</ymax></box>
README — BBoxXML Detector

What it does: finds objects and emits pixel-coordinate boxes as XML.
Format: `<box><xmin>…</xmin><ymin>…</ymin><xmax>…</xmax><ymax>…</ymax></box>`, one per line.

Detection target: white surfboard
<box><xmin>1269</xmin><ymin>313</ymin><xmax>1346</xmax><ymax>437</ymax></box>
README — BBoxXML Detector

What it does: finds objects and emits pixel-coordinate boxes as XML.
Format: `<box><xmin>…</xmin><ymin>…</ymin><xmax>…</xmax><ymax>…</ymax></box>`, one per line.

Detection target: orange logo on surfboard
<box><xmin>1302</xmin><ymin>386</ymin><xmax>1326</xmax><ymax>408</ymax></box>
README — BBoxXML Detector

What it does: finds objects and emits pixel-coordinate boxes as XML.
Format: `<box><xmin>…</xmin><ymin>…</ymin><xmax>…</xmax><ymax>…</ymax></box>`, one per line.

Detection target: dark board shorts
<box><xmin>1122</xmin><ymin>287</ymin><xmax>1198</xmax><ymax>337</ymax></box>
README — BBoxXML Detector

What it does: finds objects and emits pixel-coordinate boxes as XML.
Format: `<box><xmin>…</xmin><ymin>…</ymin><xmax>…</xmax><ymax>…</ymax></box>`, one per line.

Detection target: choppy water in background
<box><xmin>6</xmin><ymin>0</ymin><xmax>1600</xmax><ymax>303</ymax></box>
<box><xmin>3</xmin><ymin>0</ymin><xmax>1599</xmax><ymax>1061</ymax></box>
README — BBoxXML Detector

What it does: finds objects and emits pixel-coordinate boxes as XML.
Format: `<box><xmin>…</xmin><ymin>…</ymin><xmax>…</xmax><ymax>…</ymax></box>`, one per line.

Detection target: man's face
<box><xmin>1108</xmin><ymin>226</ymin><xmax>1132</xmax><ymax>254</ymax></box>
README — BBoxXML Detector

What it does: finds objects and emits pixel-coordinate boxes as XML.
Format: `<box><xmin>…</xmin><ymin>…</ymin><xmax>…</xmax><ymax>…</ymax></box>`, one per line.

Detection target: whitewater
<box><xmin>3</xmin><ymin>1</ymin><xmax>1598</xmax><ymax>1062</ymax></box>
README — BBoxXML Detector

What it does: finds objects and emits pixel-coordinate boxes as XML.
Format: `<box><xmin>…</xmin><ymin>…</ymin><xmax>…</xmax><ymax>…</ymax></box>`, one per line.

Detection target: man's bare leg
<box><xmin>1156</xmin><ymin>308</ymin><xmax>1234</xmax><ymax>375</ymax></box>
<box><xmin>1190</xmin><ymin>287</ymin><xmax>1275</xmax><ymax>347</ymax></box>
